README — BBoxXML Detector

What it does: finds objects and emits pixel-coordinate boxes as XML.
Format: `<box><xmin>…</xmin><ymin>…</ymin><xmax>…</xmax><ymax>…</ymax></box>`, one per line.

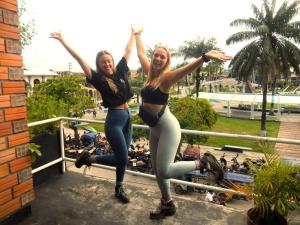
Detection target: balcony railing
<box><xmin>28</xmin><ymin>117</ymin><xmax>300</xmax><ymax>195</ymax></box>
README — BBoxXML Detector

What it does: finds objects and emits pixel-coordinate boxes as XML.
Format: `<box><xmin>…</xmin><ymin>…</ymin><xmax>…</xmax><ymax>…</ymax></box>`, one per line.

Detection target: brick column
<box><xmin>0</xmin><ymin>0</ymin><xmax>33</xmax><ymax>222</ymax></box>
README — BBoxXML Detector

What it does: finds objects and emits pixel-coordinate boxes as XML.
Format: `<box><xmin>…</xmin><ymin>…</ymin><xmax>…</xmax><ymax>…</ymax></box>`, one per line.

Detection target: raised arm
<box><xmin>162</xmin><ymin>50</ymin><xmax>232</xmax><ymax>88</ymax></box>
<box><xmin>123</xmin><ymin>30</ymin><xmax>135</xmax><ymax>62</ymax></box>
<box><xmin>132</xmin><ymin>26</ymin><xmax>150</xmax><ymax>75</ymax></box>
<box><xmin>49</xmin><ymin>32</ymin><xmax>92</xmax><ymax>79</ymax></box>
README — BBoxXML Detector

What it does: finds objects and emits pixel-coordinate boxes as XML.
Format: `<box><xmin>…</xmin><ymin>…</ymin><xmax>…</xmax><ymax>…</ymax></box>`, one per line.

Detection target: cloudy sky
<box><xmin>21</xmin><ymin>0</ymin><xmax>300</xmax><ymax>74</ymax></box>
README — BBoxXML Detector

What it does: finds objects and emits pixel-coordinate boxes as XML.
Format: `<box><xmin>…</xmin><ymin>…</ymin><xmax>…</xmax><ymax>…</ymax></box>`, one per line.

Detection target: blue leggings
<box><xmin>94</xmin><ymin>108</ymin><xmax>132</xmax><ymax>182</ymax></box>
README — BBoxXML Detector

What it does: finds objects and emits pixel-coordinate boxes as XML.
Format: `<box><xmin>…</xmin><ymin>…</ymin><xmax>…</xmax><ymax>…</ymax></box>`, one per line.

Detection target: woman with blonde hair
<box><xmin>133</xmin><ymin>27</ymin><xmax>231</xmax><ymax>219</ymax></box>
<box><xmin>50</xmin><ymin>29</ymin><xmax>135</xmax><ymax>203</ymax></box>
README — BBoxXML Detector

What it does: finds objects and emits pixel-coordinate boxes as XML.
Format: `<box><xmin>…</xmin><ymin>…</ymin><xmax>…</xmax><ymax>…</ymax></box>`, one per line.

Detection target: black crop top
<box><xmin>87</xmin><ymin>57</ymin><xmax>133</xmax><ymax>108</ymax></box>
<box><xmin>141</xmin><ymin>86</ymin><xmax>169</xmax><ymax>105</ymax></box>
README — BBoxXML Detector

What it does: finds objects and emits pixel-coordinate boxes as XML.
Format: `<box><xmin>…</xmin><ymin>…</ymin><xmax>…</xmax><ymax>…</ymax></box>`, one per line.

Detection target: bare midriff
<box><xmin>110</xmin><ymin>102</ymin><xmax>129</xmax><ymax>109</ymax></box>
<box><xmin>143</xmin><ymin>102</ymin><xmax>165</xmax><ymax>113</ymax></box>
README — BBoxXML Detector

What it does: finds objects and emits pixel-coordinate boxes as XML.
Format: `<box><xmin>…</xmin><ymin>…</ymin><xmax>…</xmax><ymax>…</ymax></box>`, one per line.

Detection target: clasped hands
<box><xmin>131</xmin><ymin>25</ymin><xmax>143</xmax><ymax>35</ymax></box>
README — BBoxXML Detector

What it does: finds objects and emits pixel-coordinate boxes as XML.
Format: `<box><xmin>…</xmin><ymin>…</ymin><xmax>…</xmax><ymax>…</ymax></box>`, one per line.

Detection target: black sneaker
<box><xmin>200</xmin><ymin>152</ymin><xmax>224</xmax><ymax>181</ymax></box>
<box><xmin>115</xmin><ymin>185</ymin><xmax>130</xmax><ymax>204</ymax></box>
<box><xmin>149</xmin><ymin>199</ymin><xmax>176</xmax><ymax>220</ymax></box>
<box><xmin>75</xmin><ymin>150</ymin><xmax>91</xmax><ymax>168</ymax></box>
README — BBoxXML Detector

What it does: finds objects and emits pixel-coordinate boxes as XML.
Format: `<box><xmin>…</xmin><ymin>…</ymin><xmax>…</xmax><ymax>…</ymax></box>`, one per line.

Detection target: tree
<box><xmin>18</xmin><ymin>0</ymin><xmax>37</xmax><ymax>48</ymax></box>
<box><xmin>195</xmin><ymin>69</ymin><xmax>201</xmax><ymax>98</ymax></box>
<box><xmin>136</xmin><ymin>66</ymin><xmax>146</xmax><ymax>82</ymax></box>
<box><xmin>169</xmin><ymin>97</ymin><xmax>218</xmax><ymax>147</ymax></box>
<box><xmin>173</xmin><ymin>61</ymin><xmax>188</xmax><ymax>95</ymax></box>
<box><xmin>176</xmin><ymin>37</ymin><xmax>220</xmax><ymax>60</ymax></box>
<box><xmin>27</xmin><ymin>76</ymin><xmax>95</xmax><ymax>134</ymax></box>
<box><xmin>226</xmin><ymin>0</ymin><xmax>300</xmax><ymax>136</ymax></box>
<box><xmin>128</xmin><ymin>75</ymin><xmax>144</xmax><ymax>103</ymax></box>
<box><xmin>176</xmin><ymin>37</ymin><xmax>225</xmax><ymax>94</ymax></box>
<box><xmin>132</xmin><ymin>97</ymin><xmax>217</xmax><ymax>148</ymax></box>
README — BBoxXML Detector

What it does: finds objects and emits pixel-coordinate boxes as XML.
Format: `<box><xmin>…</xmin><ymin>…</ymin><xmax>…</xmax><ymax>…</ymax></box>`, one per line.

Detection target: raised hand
<box><xmin>205</xmin><ymin>50</ymin><xmax>232</xmax><ymax>62</ymax></box>
<box><xmin>49</xmin><ymin>32</ymin><xmax>64</xmax><ymax>42</ymax></box>
<box><xmin>131</xmin><ymin>25</ymin><xmax>143</xmax><ymax>35</ymax></box>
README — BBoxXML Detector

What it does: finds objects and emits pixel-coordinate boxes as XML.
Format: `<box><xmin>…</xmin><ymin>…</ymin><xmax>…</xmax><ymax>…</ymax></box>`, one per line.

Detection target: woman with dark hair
<box><xmin>50</xmin><ymin>29</ymin><xmax>135</xmax><ymax>203</ymax></box>
<box><xmin>132</xmin><ymin>26</ymin><xmax>231</xmax><ymax>219</ymax></box>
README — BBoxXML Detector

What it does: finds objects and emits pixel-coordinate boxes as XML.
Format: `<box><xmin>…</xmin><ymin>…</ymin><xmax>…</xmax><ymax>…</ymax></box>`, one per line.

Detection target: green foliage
<box><xmin>130</xmin><ymin>85</ymin><xmax>218</xmax><ymax>144</ymax></box>
<box><xmin>177</xmin><ymin>37</ymin><xmax>220</xmax><ymax>59</ymax></box>
<box><xmin>275</xmin><ymin>80</ymin><xmax>286</xmax><ymax>89</ymax></box>
<box><xmin>27</xmin><ymin>95</ymin><xmax>67</xmax><ymax>134</ymax></box>
<box><xmin>283</xmin><ymin>104</ymin><xmax>299</xmax><ymax>109</ymax></box>
<box><xmin>205</xmin><ymin>116</ymin><xmax>280</xmax><ymax>151</ymax></box>
<box><xmin>128</xmin><ymin>76</ymin><xmax>144</xmax><ymax>89</ymax></box>
<box><xmin>131</xmin><ymin>114</ymin><xmax>149</xmax><ymax>141</ymax></box>
<box><xmin>28</xmin><ymin>132</ymin><xmax>41</xmax><ymax>162</ymax></box>
<box><xmin>27</xmin><ymin>76</ymin><xmax>95</xmax><ymax>134</ymax></box>
<box><xmin>29</xmin><ymin>142</ymin><xmax>41</xmax><ymax>163</ymax></box>
<box><xmin>250</xmin><ymin>142</ymin><xmax>300</xmax><ymax>220</ymax></box>
<box><xmin>176</xmin><ymin>37</ymin><xmax>225</xmax><ymax>79</ymax></box>
<box><xmin>169</xmin><ymin>97</ymin><xmax>217</xmax><ymax>145</ymax></box>
<box><xmin>18</xmin><ymin>0</ymin><xmax>37</xmax><ymax>48</ymax></box>
<box><xmin>128</xmin><ymin>76</ymin><xmax>144</xmax><ymax>103</ymax></box>
<box><xmin>226</xmin><ymin>0</ymin><xmax>300</xmax><ymax>134</ymax></box>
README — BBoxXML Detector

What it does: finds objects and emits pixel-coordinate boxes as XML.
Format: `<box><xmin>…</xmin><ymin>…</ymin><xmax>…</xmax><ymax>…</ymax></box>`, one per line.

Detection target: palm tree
<box><xmin>226</xmin><ymin>0</ymin><xmax>300</xmax><ymax>136</ymax></box>
<box><xmin>176</xmin><ymin>37</ymin><xmax>219</xmax><ymax>59</ymax></box>
<box><xmin>176</xmin><ymin>37</ymin><xmax>224</xmax><ymax>94</ymax></box>
<box><xmin>128</xmin><ymin>75</ymin><xmax>144</xmax><ymax>104</ymax></box>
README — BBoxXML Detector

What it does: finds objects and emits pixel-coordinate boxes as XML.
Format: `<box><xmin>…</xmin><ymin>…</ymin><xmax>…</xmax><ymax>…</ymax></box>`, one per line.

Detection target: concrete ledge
<box><xmin>17</xmin><ymin>171</ymin><xmax>247</xmax><ymax>225</ymax></box>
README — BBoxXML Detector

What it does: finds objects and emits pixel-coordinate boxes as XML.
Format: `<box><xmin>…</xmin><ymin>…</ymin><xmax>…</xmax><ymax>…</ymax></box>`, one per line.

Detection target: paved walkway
<box><xmin>275</xmin><ymin>118</ymin><xmax>300</xmax><ymax>160</ymax></box>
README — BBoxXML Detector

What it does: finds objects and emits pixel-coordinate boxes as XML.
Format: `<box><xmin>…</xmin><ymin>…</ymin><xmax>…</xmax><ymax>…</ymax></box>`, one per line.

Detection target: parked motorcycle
<box><xmin>219</xmin><ymin>153</ymin><xmax>227</xmax><ymax>171</ymax></box>
<box><xmin>230</xmin><ymin>153</ymin><xmax>240</xmax><ymax>172</ymax></box>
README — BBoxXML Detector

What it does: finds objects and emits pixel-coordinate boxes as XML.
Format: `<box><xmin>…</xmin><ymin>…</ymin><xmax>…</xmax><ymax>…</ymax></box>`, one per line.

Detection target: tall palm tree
<box><xmin>226</xmin><ymin>0</ymin><xmax>300</xmax><ymax>136</ymax></box>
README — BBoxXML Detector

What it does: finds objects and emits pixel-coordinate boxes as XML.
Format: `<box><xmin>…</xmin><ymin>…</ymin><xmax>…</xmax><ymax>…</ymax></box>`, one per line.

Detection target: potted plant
<box><xmin>247</xmin><ymin>142</ymin><xmax>300</xmax><ymax>225</ymax></box>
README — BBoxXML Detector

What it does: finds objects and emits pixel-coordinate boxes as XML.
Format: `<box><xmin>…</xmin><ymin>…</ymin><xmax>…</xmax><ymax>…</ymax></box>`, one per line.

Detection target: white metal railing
<box><xmin>65</xmin><ymin>157</ymin><xmax>239</xmax><ymax>194</ymax></box>
<box><xmin>28</xmin><ymin>117</ymin><xmax>300</xmax><ymax>195</ymax></box>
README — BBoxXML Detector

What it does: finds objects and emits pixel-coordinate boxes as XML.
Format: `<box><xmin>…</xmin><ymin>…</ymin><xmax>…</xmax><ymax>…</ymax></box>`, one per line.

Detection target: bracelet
<box><xmin>202</xmin><ymin>53</ymin><xmax>210</xmax><ymax>63</ymax></box>
<box><xmin>134</xmin><ymin>33</ymin><xmax>141</xmax><ymax>36</ymax></box>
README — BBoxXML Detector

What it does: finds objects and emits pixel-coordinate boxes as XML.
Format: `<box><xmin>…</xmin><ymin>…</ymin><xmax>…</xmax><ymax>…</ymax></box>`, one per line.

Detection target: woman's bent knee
<box><xmin>157</xmin><ymin>168</ymin><xmax>171</xmax><ymax>179</ymax></box>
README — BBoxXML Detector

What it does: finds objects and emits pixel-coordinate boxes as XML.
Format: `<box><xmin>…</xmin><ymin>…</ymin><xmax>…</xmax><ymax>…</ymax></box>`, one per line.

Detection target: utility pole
<box><xmin>68</xmin><ymin>62</ymin><xmax>72</xmax><ymax>74</ymax></box>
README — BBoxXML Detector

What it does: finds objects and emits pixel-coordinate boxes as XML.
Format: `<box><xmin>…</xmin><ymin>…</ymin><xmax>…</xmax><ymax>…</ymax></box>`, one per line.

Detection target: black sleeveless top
<box><xmin>141</xmin><ymin>86</ymin><xmax>169</xmax><ymax>105</ymax></box>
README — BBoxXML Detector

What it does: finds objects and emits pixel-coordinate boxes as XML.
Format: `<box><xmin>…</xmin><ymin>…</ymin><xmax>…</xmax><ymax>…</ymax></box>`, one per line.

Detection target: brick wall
<box><xmin>0</xmin><ymin>0</ymin><xmax>33</xmax><ymax>221</ymax></box>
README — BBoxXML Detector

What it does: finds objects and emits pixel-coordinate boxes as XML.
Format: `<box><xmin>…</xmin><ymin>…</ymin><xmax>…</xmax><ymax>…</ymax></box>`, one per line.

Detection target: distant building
<box><xmin>24</xmin><ymin>68</ymin><xmax>86</xmax><ymax>88</ymax></box>
<box><xmin>24</xmin><ymin>69</ymin><xmax>59</xmax><ymax>88</ymax></box>
<box><xmin>290</xmin><ymin>73</ymin><xmax>300</xmax><ymax>85</ymax></box>
<box><xmin>24</xmin><ymin>69</ymin><xmax>100</xmax><ymax>105</ymax></box>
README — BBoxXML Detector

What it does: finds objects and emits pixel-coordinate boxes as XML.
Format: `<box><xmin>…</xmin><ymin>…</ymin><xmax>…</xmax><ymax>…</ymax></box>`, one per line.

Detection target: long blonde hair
<box><xmin>96</xmin><ymin>50</ymin><xmax>118</xmax><ymax>93</ymax></box>
<box><xmin>145</xmin><ymin>45</ymin><xmax>171</xmax><ymax>89</ymax></box>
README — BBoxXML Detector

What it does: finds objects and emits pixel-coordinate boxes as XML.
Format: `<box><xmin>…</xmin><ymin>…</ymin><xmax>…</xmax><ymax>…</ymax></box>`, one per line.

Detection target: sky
<box><xmin>21</xmin><ymin>0</ymin><xmax>300</xmax><ymax>74</ymax></box>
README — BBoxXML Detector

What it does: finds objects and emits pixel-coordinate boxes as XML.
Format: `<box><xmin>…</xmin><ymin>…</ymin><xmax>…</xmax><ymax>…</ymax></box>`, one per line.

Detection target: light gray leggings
<box><xmin>149</xmin><ymin>106</ymin><xmax>197</xmax><ymax>201</ymax></box>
